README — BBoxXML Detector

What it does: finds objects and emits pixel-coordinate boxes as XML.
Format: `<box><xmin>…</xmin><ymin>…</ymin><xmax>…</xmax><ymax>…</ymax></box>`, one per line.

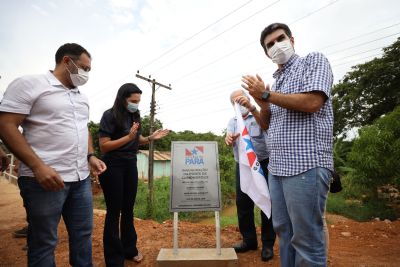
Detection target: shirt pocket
<box><xmin>249</xmin><ymin>124</ymin><xmax>261</xmax><ymax>137</ymax></box>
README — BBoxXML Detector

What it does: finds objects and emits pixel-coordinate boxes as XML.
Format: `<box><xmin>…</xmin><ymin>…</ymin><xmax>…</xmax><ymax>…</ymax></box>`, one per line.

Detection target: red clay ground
<box><xmin>1</xmin><ymin>177</ymin><xmax>399</xmax><ymax>267</ymax></box>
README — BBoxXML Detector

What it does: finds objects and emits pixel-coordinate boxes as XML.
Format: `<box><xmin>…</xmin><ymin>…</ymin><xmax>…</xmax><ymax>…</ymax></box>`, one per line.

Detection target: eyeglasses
<box><xmin>68</xmin><ymin>57</ymin><xmax>91</xmax><ymax>72</ymax></box>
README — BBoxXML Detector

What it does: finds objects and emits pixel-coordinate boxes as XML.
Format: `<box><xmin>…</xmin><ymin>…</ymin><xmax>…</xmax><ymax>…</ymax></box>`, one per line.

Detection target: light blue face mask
<box><xmin>127</xmin><ymin>102</ymin><xmax>139</xmax><ymax>113</ymax></box>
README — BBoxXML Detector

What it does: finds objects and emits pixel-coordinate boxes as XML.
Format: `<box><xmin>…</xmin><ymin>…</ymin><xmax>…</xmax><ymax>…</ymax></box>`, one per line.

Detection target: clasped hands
<box><xmin>241</xmin><ymin>74</ymin><xmax>270</xmax><ymax>109</ymax></box>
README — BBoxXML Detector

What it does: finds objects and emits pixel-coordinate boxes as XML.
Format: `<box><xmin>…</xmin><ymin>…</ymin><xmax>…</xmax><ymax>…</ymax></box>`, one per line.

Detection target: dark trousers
<box><xmin>235</xmin><ymin>159</ymin><xmax>276</xmax><ymax>248</ymax></box>
<box><xmin>99</xmin><ymin>157</ymin><xmax>139</xmax><ymax>267</ymax></box>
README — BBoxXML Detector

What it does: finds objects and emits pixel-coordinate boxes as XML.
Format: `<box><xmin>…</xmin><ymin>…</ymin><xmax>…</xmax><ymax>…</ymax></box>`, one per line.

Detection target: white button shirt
<box><xmin>0</xmin><ymin>71</ymin><xmax>90</xmax><ymax>182</ymax></box>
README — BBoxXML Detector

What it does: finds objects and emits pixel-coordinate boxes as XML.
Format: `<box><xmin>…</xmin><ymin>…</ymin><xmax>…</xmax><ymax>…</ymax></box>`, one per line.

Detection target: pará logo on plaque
<box><xmin>185</xmin><ymin>146</ymin><xmax>204</xmax><ymax>165</ymax></box>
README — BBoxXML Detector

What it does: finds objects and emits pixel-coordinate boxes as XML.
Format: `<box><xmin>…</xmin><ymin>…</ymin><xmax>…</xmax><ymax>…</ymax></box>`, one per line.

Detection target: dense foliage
<box><xmin>345</xmin><ymin>107</ymin><xmax>400</xmax><ymax>196</ymax></box>
<box><xmin>330</xmin><ymin>38</ymin><xmax>400</xmax><ymax>217</ymax></box>
<box><xmin>333</xmin><ymin>37</ymin><xmax>400</xmax><ymax>137</ymax></box>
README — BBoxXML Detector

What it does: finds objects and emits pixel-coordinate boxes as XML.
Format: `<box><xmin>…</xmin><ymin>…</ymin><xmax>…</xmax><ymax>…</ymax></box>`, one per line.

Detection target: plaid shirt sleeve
<box><xmin>300</xmin><ymin>52</ymin><xmax>333</xmax><ymax>98</ymax></box>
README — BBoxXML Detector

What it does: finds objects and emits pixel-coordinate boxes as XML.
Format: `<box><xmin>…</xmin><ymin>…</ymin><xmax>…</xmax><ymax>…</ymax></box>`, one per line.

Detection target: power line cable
<box><xmin>329</xmin><ymin>46</ymin><xmax>384</xmax><ymax>62</ymax></box>
<box><xmin>139</xmin><ymin>0</ymin><xmax>256</xmax><ymax>70</ymax></box>
<box><xmin>91</xmin><ymin>0</ymin><xmax>394</xmax><ymax>111</ymax></box>
<box><xmin>157</xmin><ymin>78</ymin><xmax>241</xmax><ymax>106</ymax></box>
<box><xmin>90</xmin><ymin>0</ymin><xmax>341</xmax><ymax>103</ymax></box>
<box><xmin>172</xmin><ymin>42</ymin><xmax>259</xmax><ymax>83</ymax></box>
<box><xmin>169</xmin><ymin>0</ymin><xmax>342</xmax><ymax>84</ymax></box>
<box><xmin>288</xmin><ymin>0</ymin><xmax>340</xmax><ymax>25</ymax></box>
<box><xmin>168</xmin><ymin>29</ymin><xmax>399</xmax><ymax>96</ymax></box>
<box><xmin>160</xmin><ymin>55</ymin><xmax>369</xmax><ymax>124</ymax></box>
<box><xmin>157</xmin><ymin>48</ymin><xmax>381</xmax><ymax>112</ymax></box>
<box><xmin>331</xmin><ymin>53</ymin><xmax>383</xmax><ymax>68</ymax></box>
<box><xmin>150</xmin><ymin>0</ymin><xmax>281</xmax><ymax>75</ymax></box>
<box><xmin>327</xmin><ymin>32</ymin><xmax>400</xmax><ymax>56</ymax></box>
<box><xmin>86</xmin><ymin>1</ymin><xmax>261</xmax><ymax>103</ymax></box>
<box><xmin>161</xmin><ymin>107</ymin><xmax>231</xmax><ymax>125</ymax></box>
<box><xmin>169</xmin><ymin>20</ymin><xmax>400</xmax><ymax>91</ymax></box>
<box><xmin>320</xmin><ymin>21</ymin><xmax>400</xmax><ymax>51</ymax></box>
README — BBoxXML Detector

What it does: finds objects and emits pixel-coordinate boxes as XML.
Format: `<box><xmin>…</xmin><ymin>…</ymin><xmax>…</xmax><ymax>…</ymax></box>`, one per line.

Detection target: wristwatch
<box><xmin>261</xmin><ymin>91</ymin><xmax>270</xmax><ymax>101</ymax></box>
<box><xmin>261</xmin><ymin>91</ymin><xmax>271</xmax><ymax>101</ymax></box>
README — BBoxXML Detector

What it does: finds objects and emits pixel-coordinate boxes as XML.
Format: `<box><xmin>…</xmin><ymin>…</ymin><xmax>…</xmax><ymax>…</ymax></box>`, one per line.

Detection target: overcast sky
<box><xmin>1</xmin><ymin>0</ymin><xmax>399</xmax><ymax>134</ymax></box>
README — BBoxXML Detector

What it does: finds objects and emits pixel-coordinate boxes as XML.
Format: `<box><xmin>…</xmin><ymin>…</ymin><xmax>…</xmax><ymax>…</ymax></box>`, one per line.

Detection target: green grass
<box><xmin>93</xmin><ymin>177</ymin><xmax>237</xmax><ymax>223</ymax></box>
<box><xmin>93</xmin><ymin>193</ymin><xmax>106</xmax><ymax>210</ymax></box>
<box><xmin>220</xmin><ymin>215</ymin><xmax>238</xmax><ymax>227</ymax></box>
<box><xmin>326</xmin><ymin>191</ymin><xmax>396</xmax><ymax>221</ymax></box>
<box><xmin>93</xmin><ymin>177</ymin><xmax>398</xmax><ymax>225</ymax></box>
<box><xmin>134</xmin><ymin>177</ymin><xmax>172</xmax><ymax>222</ymax></box>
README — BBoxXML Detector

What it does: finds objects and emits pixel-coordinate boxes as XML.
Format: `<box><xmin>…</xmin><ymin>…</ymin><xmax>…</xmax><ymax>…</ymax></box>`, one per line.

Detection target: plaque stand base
<box><xmin>156</xmin><ymin>248</ymin><xmax>238</xmax><ymax>267</ymax></box>
<box><xmin>156</xmin><ymin>212</ymin><xmax>238</xmax><ymax>267</ymax></box>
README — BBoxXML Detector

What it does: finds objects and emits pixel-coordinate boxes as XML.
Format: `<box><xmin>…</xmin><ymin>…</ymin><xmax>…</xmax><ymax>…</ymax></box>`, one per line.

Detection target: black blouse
<box><xmin>99</xmin><ymin>108</ymin><xmax>141</xmax><ymax>160</ymax></box>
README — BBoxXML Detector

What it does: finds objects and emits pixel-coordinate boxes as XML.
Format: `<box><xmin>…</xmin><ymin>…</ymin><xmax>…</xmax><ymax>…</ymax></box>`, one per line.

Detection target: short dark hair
<box><xmin>260</xmin><ymin>23</ymin><xmax>292</xmax><ymax>55</ymax></box>
<box><xmin>55</xmin><ymin>43</ymin><xmax>91</xmax><ymax>64</ymax></box>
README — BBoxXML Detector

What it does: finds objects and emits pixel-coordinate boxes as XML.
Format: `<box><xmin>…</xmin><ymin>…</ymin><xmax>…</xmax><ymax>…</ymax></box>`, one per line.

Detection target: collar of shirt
<box><xmin>234</xmin><ymin>113</ymin><xmax>253</xmax><ymax>121</ymax></box>
<box><xmin>46</xmin><ymin>70</ymin><xmax>80</xmax><ymax>93</ymax></box>
<box><xmin>272</xmin><ymin>54</ymin><xmax>299</xmax><ymax>79</ymax></box>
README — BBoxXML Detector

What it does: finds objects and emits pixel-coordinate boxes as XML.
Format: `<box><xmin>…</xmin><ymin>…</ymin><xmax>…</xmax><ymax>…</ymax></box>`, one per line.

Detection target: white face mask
<box><xmin>67</xmin><ymin>60</ymin><xmax>89</xmax><ymax>87</ymax></box>
<box><xmin>127</xmin><ymin>102</ymin><xmax>139</xmax><ymax>113</ymax></box>
<box><xmin>267</xmin><ymin>39</ymin><xmax>294</xmax><ymax>65</ymax></box>
<box><xmin>239</xmin><ymin>105</ymin><xmax>249</xmax><ymax>116</ymax></box>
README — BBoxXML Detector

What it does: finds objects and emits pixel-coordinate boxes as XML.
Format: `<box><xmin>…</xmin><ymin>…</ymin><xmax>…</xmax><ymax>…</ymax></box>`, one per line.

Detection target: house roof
<box><xmin>138</xmin><ymin>150</ymin><xmax>171</xmax><ymax>161</ymax></box>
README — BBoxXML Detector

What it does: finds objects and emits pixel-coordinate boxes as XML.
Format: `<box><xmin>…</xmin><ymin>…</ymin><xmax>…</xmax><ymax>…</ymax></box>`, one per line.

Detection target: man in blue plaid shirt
<box><xmin>242</xmin><ymin>23</ymin><xmax>333</xmax><ymax>267</ymax></box>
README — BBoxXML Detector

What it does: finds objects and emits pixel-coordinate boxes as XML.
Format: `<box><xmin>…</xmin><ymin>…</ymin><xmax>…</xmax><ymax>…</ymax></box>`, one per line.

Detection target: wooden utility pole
<box><xmin>136</xmin><ymin>71</ymin><xmax>171</xmax><ymax>218</ymax></box>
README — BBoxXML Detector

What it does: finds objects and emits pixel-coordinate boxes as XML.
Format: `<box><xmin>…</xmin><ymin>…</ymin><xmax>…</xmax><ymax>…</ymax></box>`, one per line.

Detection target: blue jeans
<box><xmin>18</xmin><ymin>176</ymin><xmax>93</xmax><ymax>267</ymax></box>
<box><xmin>268</xmin><ymin>167</ymin><xmax>331</xmax><ymax>267</ymax></box>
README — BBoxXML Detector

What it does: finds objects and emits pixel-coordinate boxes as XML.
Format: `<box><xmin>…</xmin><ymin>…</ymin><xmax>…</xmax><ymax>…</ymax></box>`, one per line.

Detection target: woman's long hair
<box><xmin>112</xmin><ymin>83</ymin><xmax>142</xmax><ymax>130</ymax></box>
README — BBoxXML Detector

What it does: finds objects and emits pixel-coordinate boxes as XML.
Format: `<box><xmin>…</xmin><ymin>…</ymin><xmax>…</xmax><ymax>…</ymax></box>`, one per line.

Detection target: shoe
<box><xmin>132</xmin><ymin>252</ymin><xmax>143</xmax><ymax>263</ymax></box>
<box><xmin>261</xmin><ymin>246</ymin><xmax>274</xmax><ymax>262</ymax></box>
<box><xmin>233</xmin><ymin>242</ymin><xmax>257</xmax><ymax>253</ymax></box>
<box><xmin>13</xmin><ymin>226</ymin><xmax>28</xmax><ymax>238</ymax></box>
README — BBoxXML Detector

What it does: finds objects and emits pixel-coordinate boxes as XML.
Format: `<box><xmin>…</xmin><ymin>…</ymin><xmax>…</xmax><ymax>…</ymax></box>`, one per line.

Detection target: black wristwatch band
<box><xmin>261</xmin><ymin>91</ymin><xmax>270</xmax><ymax>101</ymax></box>
<box><xmin>87</xmin><ymin>153</ymin><xmax>95</xmax><ymax>162</ymax></box>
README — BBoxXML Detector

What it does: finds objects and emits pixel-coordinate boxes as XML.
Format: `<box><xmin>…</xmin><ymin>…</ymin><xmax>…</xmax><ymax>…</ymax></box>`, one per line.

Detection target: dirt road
<box><xmin>0</xmin><ymin>177</ymin><xmax>399</xmax><ymax>266</ymax></box>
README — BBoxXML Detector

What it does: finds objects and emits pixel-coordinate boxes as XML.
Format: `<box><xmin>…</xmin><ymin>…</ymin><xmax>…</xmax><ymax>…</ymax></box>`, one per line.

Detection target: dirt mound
<box><xmin>1</xmin><ymin>178</ymin><xmax>400</xmax><ymax>266</ymax></box>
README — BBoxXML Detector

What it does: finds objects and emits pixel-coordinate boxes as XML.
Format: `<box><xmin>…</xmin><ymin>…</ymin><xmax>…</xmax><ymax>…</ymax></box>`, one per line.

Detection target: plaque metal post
<box><xmin>173</xmin><ymin>212</ymin><xmax>179</xmax><ymax>255</ymax></box>
<box><xmin>215</xmin><ymin>211</ymin><xmax>221</xmax><ymax>255</ymax></box>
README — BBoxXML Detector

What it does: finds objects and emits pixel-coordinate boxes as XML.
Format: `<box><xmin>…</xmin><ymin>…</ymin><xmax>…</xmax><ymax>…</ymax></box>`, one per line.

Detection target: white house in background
<box><xmin>137</xmin><ymin>150</ymin><xmax>171</xmax><ymax>180</ymax></box>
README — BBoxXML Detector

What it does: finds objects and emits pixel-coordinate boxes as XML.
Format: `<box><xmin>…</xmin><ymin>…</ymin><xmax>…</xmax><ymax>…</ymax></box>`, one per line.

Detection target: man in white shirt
<box><xmin>225</xmin><ymin>90</ymin><xmax>276</xmax><ymax>262</ymax></box>
<box><xmin>0</xmin><ymin>43</ymin><xmax>106</xmax><ymax>267</ymax></box>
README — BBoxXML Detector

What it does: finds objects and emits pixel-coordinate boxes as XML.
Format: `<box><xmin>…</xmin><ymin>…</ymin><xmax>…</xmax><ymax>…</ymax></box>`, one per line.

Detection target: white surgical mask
<box><xmin>67</xmin><ymin>60</ymin><xmax>89</xmax><ymax>86</ymax></box>
<box><xmin>267</xmin><ymin>39</ymin><xmax>294</xmax><ymax>65</ymax></box>
<box><xmin>127</xmin><ymin>102</ymin><xmax>139</xmax><ymax>113</ymax></box>
<box><xmin>239</xmin><ymin>105</ymin><xmax>249</xmax><ymax>116</ymax></box>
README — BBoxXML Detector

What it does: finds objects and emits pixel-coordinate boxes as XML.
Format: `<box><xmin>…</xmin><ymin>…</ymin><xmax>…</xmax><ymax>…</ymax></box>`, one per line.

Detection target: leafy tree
<box><xmin>88</xmin><ymin>121</ymin><xmax>100</xmax><ymax>157</ymax></box>
<box><xmin>140</xmin><ymin>115</ymin><xmax>163</xmax><ymax>137</ymax></box>
<box><xmin>346</xmin><ymin>106</ymin><xmax>400</xmax><ymax>197</ymax></box>
<box><xmin>333</xmin><ymin>138</ymin><xmax>354</xmax><ymax>175</ymax></box>
<box><xmin>216</xmin><ymin>130</ymin><xmax>236</xmax><ymax>204</ymax></box>
<box><xmin>333</xmin><ymin>37</ymin><xmax>400</xmax><ymax>137</ymax></box>
<box><xmin>140</xmin><ymin>115</ymin><xmax>165</xmax><ymax>150</ymax></box>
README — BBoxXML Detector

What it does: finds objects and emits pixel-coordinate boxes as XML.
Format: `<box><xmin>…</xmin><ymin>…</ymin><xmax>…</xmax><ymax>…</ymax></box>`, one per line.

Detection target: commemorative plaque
<box><xmin>170</xmin><ymin>141</ymin><xmax>221</xmax><ymax>212</ymax></box>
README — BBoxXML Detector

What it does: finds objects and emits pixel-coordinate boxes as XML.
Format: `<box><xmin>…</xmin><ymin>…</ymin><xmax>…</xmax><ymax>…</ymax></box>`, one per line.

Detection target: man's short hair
<box><xmin>260</xmin><ymin>23</ymin><xmax>292</xmax><ymax>55</ymax></box>
<box><xmin>55</xmin><ymin>43</ymin><xmax>91</xmax><ymax>64</ymax></box>
<box><xmin>230</xmin><ymin>89</ymin><xmax>250</xmax><ymax>104</ymax></box>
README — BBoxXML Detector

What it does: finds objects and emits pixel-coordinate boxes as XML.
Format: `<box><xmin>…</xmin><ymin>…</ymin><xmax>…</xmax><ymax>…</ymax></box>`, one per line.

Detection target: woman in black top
<box><xmin>98</xmin><ymin>83</ymin><xmax>169</xmax><ymax>266</ymax></box>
